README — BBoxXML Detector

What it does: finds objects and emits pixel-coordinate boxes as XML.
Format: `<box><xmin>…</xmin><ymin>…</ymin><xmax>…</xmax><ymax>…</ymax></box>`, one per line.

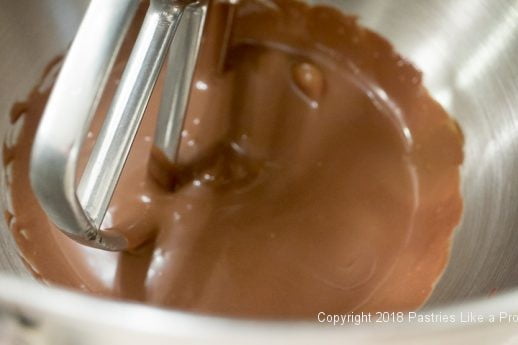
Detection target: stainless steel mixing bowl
<box><xmin>1</xmin><ymin>0</ymin><xmax>518</xmax><ymax>343</ymax></box>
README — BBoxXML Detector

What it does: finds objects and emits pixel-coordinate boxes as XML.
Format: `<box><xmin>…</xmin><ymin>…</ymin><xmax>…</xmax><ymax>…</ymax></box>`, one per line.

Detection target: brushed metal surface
<box><xmin>328</xmin><ymin>0</ymin><xmax>518</xmax><ymax>308</ymax></box>
<box><xmin>0</xmin><ymin>274</ymin><xmax>517</xmax><ymax>344</ymax></box>
<box><xmin>0</xmin><ymin>0</ymin><xmax>88</xmax><ymax>275</ymax></box>
<box><xmin>1</xmin><ymin>0</ymin><xmax>518</xmax><ymax>342</ymax></box>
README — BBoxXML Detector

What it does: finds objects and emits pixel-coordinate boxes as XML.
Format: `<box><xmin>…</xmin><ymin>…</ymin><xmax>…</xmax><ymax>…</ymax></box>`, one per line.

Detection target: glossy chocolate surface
<box><xmin>7</xmin><ymin>0</ymin><xmax>463</xmax><ymax>318</ymax></box>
